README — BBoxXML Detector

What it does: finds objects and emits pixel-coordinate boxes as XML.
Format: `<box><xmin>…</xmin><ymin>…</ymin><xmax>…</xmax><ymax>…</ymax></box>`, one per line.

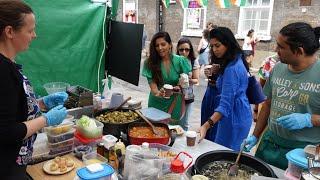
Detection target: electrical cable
<box><xmin>97</xmin><ymin>2</ymin><xmax>107</xmax><ymax>93</ymax></box>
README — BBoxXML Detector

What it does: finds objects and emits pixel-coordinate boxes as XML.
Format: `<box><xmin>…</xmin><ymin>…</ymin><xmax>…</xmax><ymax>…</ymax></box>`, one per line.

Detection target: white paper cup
<box><xmin>163</xmin><ymin>84</ymin><xmax>173</xmax><ymax>98</ymax></box>
<box><xmin>186</xmin><ymin>131</ymin><xmax>197</xmax><ymax>146</ymax></box>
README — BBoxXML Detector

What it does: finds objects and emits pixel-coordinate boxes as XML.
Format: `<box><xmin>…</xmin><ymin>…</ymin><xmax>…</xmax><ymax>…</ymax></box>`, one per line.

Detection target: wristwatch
<box><xmin>207</xmin><ymin>117</ymin><xmax>215</xmax><ymax>127</ymax></box>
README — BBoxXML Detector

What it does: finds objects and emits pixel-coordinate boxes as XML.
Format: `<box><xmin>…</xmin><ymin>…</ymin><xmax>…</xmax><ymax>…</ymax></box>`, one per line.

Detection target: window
<box><xmin>236</xmin><ymin>0</ymin><xmax>274</xmax><ymax>41</ymax></box>
<box><xmin>123</xmin><ymin>0</ymin><xmax>138</xmax><ymax>23</ymax></box>
<box><xmin>181</xmin><ymin>0</ymin><xmax>206</xmax><ymax>37</ymax></box>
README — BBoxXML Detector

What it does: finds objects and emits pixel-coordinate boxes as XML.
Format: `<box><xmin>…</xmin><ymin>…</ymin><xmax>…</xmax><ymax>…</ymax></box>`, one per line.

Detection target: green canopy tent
<box><xmin>16</xmin><ymin>0</ymin><xmax>118</xmax><ymax>97</ymax></box>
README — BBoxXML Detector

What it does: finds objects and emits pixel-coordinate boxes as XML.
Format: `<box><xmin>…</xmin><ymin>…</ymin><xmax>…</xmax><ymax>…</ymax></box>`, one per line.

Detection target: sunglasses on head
<box><xmin>178</xmin><ymin>48</ymin><xmax>190</xmax><ymax>52</ymax></box>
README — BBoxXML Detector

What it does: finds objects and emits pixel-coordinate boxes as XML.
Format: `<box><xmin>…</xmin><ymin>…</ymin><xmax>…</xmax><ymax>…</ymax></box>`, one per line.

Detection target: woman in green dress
<box><xmin>142</xmin><ymin>32</ymin><xmax>191</xmax><ymax>125</ymax></box>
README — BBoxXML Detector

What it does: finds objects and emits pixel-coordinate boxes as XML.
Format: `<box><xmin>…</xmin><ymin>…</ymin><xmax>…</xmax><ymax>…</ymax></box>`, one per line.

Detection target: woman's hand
<box><xmin>155</xmin><ymin>88</ymin><xmax>165</xmax><ymax>97</ymax></box>
<box><xmin>198</xmin><ymin>121</ymin><xmax>210</xmax><ymax>143</ymax></box>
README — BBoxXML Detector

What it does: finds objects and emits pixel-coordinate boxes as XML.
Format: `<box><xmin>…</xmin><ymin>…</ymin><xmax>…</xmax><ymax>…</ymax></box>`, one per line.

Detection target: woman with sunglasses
<box><xmin>142</xmin><ymin>32</ymin><xmax>191</xmax><ymax>125</ymax></box>
<box><xmin>199</xmin><ymin>27</ymin><xmax>252</xmax><ymax>151</ymax></box>
<box><xmin>176</xmin><ymin>38</ymin><xmax>200</xmax><ymax>130</ymax></box>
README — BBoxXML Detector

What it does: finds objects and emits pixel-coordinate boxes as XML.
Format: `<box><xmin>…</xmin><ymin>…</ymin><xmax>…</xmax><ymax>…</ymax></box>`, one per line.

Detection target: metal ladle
<box><xmin>309</xmin><ymin>145</ymin><xmax>320</xmax><ymax>179</ymax></box>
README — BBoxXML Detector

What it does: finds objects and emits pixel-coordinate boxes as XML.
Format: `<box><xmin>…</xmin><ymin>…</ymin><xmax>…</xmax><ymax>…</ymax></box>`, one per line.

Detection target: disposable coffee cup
<box><xmin>163</xmin><ymin>84</ymin><xmax>173</xmax><ymax>98</ymax></box>
<box><xmin>204</xmin><ymin>65</ymin><xmax>213</xmax><ymax>81</ymax></box>
<box><xmin>186</xmin><ymin>131</ymin><xmax>197</xmax><ymax>147</ymax></box>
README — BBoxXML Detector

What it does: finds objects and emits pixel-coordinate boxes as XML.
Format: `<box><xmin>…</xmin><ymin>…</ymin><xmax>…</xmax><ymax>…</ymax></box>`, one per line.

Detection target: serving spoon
<box><xmin>134</xmin><ymin>110</ymin><xmax>162</xmax><ymax>136</ymax></box>
<box><xmin>228</xmin><ymin>142</ymin><xmax>245</xmax><ymax>176</ymax></box>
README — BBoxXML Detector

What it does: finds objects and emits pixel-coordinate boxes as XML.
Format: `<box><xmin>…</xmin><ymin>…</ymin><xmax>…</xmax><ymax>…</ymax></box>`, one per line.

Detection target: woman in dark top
<box><xmin>0</xmin><ymin>1</ymin><xmax>68</xmax><ymax>178</ymax></box>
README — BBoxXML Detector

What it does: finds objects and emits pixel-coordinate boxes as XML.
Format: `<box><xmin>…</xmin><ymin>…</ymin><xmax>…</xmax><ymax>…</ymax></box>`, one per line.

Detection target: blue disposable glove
<box><xmin>277</xmin><ymin>113</ymin><xmax>312</xmax><ymax>130</ymax></box>
<box><xmin>43</xmin><ymin>105</ymin><xmax>67</xmax><ymax>126</ymax></box>
<box><xmin>43</xmin><ymin>92</ymin><xmax>68</xmax><ymax>110</ymax></box>
<box><xmin>243</xmin><ymin>135</ymin><xmax>258</xmax><ymax>152</ymax></box>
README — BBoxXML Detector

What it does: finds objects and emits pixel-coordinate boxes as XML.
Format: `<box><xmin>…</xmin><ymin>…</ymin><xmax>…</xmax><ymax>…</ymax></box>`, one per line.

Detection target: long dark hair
<box><xmin>280</xmin><ymin>22</ymin><xmax>320</xmax><ymax>56</ymax></box>
<box><xmin>0</xmin><ymin>0</ymin><xmax>33</xmax><ymax>34</ymax></box>
<box><xmin>176</xmin><ymin>37</ymin><xmax>196</xmax><ymax>62</ymax></box>
<box><xmin>147</xmin><ymin>31</ymin><xmax>172</xmax><ymax>86</ymax></box>
<box><xmin>209</xmin><ymin>27</ymin><xmax>249</xmax><ymax>73</ymax></box>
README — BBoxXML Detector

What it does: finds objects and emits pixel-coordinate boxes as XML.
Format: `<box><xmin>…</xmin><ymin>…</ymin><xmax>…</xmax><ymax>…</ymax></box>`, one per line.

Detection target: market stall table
<box><xmin>27</xmin><ymin>133</ymin><xmax>285</xmax><ymax>179</ymax></box>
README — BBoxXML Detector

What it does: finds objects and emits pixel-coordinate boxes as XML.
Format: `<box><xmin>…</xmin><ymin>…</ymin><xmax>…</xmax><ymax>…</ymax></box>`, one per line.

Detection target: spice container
<box><xmin>115</xmin><ymin>140</ymin><xmax>126</xmax><ymax>155</ymax></box>
<box><xmin>97</xmin><ymin>142</ymin><xmax>105</xmax><ymax>156</ymax></box>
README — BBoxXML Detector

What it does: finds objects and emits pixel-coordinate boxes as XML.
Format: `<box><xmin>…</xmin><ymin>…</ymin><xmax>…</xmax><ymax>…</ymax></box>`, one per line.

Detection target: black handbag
<box><xmin>246</xmin><ymin>73</ymin><xmax>266</xmax><ymax>104</ymax></box>
<box><xmin>199</xmin><ymin>44</ymin><xmax>208</xmax><ymax>54</ymax></box>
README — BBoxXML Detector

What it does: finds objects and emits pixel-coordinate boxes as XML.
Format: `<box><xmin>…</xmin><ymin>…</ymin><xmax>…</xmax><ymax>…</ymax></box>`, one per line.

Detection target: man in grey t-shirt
<box><xmin>243</xmin><ymin>22</ymin><xmax>320</xmax><ymax>170</ymax></box>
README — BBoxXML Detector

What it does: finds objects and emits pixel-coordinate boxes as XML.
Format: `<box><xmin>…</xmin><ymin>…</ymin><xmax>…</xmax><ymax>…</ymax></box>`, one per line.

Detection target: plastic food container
<box><xmin>140</xmin><ymin>107</ymin><xmax>171</xmax><ymax>124</ymax></box>
<box><xmin>47</xmin><ymin>138</ymin><xmax>74</xmax><ymax>149</ymax></box>
<box><xmin>45</xmin><ymin>122</ymin><xmax>74</xmax><ymax>136</ymax></box>
<box><xmin>76</xmin><ymin>163</ymin><xmax>114</xmax><ymax>180</ymax></box>
<box><xmin>76</xmin><ymin>119</ymin><xmax>104</xmax><ymax>139</ymax></box>
<box><xmin>149</xmin><ymin>143</ymin><xmax>179</xmax><ymax>160</ymax></box>
<box><xmin>47</xmin><ymin>128</ymin><xmax>75</xmax><ymax>143</ymax></box>
<box><xmin>74</xmin><ymin>131</ymin><xmax>102</xmax><ymax>147</ymax></box>
<box><xmin>83</xmin><ymin>152</ymin><xmax>108</xmax><ymax>166</ymax></box>
<box><xmin>49</xmin><ymin>144</ymin><xmax>74</xmax><ymax>156</ymax></box>
<box><xmin>43</xmin><ymin>82</ymin><xmax>70</xmax><ymax>94</ymax></box>
<box><xmin>285</xmin><ymin>148</ymin><xmax>308</xmax><ymax>179</ymax></box>
<box><xmin>74</xmin><ymin>145</ymin><xmax>93</xmax><ymax>159</ymax></box>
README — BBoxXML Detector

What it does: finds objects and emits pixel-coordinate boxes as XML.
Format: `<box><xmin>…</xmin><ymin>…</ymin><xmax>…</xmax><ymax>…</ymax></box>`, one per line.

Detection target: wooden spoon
<box><xmin>134</xmin><ymin>110</ymin><xmax>162</xmax><ymax>136</ymax></box>
<box><xmin>228</xmin><ymin>142</ymin><xmax>245</xmax><ymax>176</ymax></box>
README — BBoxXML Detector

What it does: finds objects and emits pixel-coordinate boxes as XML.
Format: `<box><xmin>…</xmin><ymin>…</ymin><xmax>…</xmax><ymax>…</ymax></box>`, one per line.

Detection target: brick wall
<box><xmin>116</xmin><ymin>0</ymin><xmax>319</xmax><ymax>53</ymax></box>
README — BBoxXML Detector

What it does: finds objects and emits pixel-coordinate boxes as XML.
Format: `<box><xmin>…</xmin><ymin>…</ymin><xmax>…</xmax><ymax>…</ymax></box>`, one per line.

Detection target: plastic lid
<box><xmin>140</xmin><ymin>107</ymin><xmax>171</xmax><ymax>122</ymax></box>
<box><xmin>75</xmin><ymin>131</ymin><xmax>102</xmax><ymax>144</ymax></box>
<box><xmin>142</xmin><ymin>142</ymin><xmax>149</xmax><ymax>149</ymax></box>
<box><xmin>76</xmin><ymin>163</ymin><xmax>114</xmax><ymax>180</ymax></box>
<box><xmin>286</xmin><ymin>148</ymin><xmax>308</xmax><ymax>169</ymax></box>
<box><xmin>171</xmin><ymin>159</ymin><xmax>184</xmax><ymax>173</ymax></box>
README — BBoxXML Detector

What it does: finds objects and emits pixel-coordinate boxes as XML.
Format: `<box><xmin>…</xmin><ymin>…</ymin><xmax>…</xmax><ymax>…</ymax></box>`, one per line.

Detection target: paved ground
<box><xmin>110</xmin><ymin>50</ymin><xmax>276</xmax><ymax>132</ymax></box>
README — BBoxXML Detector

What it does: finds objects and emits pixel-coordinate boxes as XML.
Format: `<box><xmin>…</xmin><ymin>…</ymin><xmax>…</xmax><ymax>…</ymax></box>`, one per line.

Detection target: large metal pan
<box><xmin>94</xmin><ymin>108</ymin><xmax>141</xmax><ymax>139</ymax></box>
<box><xmin>194</xmin><ymin>150</ymin><xmax>277</xmax><ymax>178</ymax></box>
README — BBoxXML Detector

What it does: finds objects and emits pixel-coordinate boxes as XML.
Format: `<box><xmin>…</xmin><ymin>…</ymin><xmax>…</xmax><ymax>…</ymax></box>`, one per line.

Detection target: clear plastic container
<box><xmin>43</xmin><ymin>82</ymin><xmax>70</xmax><ymax>94</ymax></box>
<box><xmin>74</xmin><ymin>131</ymin><xmax>101</xmax><ymax>147</ymax></box>
<box><xmin>83</xmin><ymin>152</ymin><xmax>108</xmax><ymax>165</ymax></box>
<box><xmin>48</xmin><ymin>144</ymin><xmax>74</xmax><ymax>156</ymax></box>
<box><xmin>47</xmin><ymin>128</ymin><xmax>75</xmax><ymax>143</ymax></box>
<box><xmin>149</xmin><ymin>143</ymin><xmax>179</xmax><ymax>160</ymax></box>
<box><xmin>140</xmin><ymin>107</ymin><xmax>171</xmax><ymax>124</ymax></box>
<box><xmin>45</xmin><ymin>122</ymin><xmax>74</xmax><ymax>136</ymax></box>
<box><xmin>47</xmin><ymin>138</ymin><xmax>74</xmax><ymax>149</ymax></box>
<box><xmin>76</xmin><ymin>119</ymin><xmax>104</xmax><ymax>139</ymax></box>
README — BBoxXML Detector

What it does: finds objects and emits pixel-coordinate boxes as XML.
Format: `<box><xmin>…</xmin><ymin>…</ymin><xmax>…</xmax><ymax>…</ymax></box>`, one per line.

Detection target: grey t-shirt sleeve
<box><xmin>192</xmin><ymin>59</ymin><xmax>200</xmax><ymax>70</ymax></box>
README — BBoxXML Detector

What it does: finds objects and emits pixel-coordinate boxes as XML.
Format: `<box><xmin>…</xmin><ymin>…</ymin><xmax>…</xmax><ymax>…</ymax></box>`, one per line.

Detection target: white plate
<box><xmin>43</xmin><ymin>159</ymin><xmax>75</xmax><ymax>175</ymax></box>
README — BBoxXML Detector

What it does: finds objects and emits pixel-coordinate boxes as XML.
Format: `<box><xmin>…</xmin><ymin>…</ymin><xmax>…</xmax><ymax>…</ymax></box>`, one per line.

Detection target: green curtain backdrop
<box><xmin>16</xmin><ymin>0</ymin><xmax>106</xmax><ymax>97</ymax></box>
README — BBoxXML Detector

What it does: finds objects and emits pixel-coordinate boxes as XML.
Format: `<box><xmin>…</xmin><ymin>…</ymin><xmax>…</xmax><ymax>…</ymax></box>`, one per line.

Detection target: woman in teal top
<box><xmin>142</xmin><ymin>32</ymin><xmax>191</xmax><ymax>125</ymax></box>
